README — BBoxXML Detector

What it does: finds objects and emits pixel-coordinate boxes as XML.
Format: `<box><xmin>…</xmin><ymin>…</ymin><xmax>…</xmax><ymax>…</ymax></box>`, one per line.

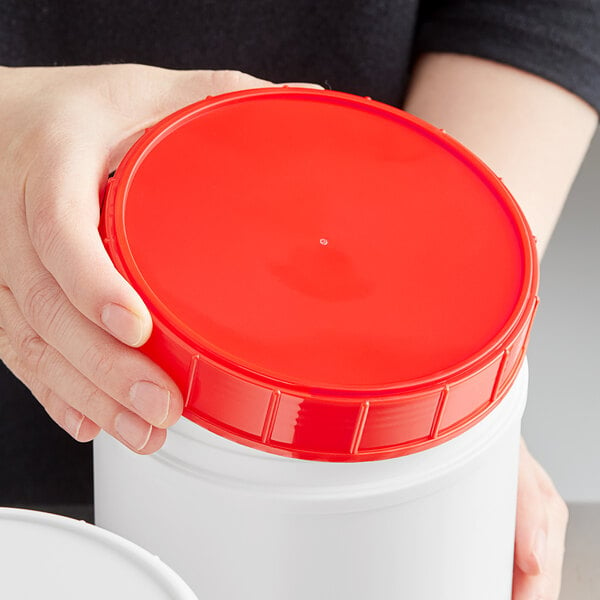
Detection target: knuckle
<box><xmin>21</xmin><ymin>273</ymin><xmax>64</xmax><ymax>332</ymax></box>
<box><xmin>211</xmin><ymin>69</ymin><xmax>247</xmax><ymax>91</ymax></box>
<box><xmin>81</xmin><ymin>340</ymin><xmax>115</xmax><ymax>382</ymax></box>
<box><xmin>0</xmin><ymin>323</ymin><xmax>9</xmax><ymax>349</ymax></box>
<box><xmin>33</xmin><ymin>109</ymin><xmax>79</xmax><ymax>154</ymax></box>
<box><xmin>14</xmin><ymin>325</ymin><xmax>48</xmax><ymax>374</ymax></box>
<box><xmin>37</xmin><ymin>385</ymin><xmax>56</xmax><ymax>412</ymax></box>
<box><xmin>225</xmin><ymin>69</ymin><xmax>244</xmax><ymax>82</ymax></box>
<box><xmin>99</xmin><ymin>64</ymin><xmax>150</xmax><ymax>113</ymax></box>
<box><xmin>79</xmin><ymin>385</ymin><xmax>108</xmax><ymax>421</ymax></box>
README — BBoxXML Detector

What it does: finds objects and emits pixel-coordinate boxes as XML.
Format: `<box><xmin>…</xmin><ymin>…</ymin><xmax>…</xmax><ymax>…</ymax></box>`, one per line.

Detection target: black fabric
<box><xmin>0</xmin><ymin>362</ymin><xmax>93</xmax><ymax>512</ymax></box>
<box><xmin>1</xmin><ymin>0</ymin><xmax>599</xmax><ymax>109</ymax></box>
<box><xmin>0</xmin><ymin>0</ymin><xmax>420</xmax><ymax>107</ymax></box>
<box><xmin>417</xmin><ymin>0</ymin><xmax>600</xmax><ymax>114</ymax></box>
<box><xmin>1</xmin><ymin>0</ymin><xmax>599</xmax><ymax>512</ymax></box>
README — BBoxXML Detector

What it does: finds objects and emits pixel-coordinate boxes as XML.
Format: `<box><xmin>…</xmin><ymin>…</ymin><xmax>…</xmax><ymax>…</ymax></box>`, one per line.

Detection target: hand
<box><xmin>0</xmin><ymin>64</ymin><xmax>319</xmax><ymax>454</ymax></box>
<box><xmin>513</xmin><ymin>438</ymin><xmax>569</xmax><ymax>599</ymax></box>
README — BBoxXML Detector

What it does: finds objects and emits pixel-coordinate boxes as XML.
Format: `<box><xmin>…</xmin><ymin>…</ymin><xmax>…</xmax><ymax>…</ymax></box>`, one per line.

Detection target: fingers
<box><xmin>103</xmin><ymin>67</ymin><xmax>324</xmax><ymax>169</ymax></box>
<box><xmin>513</xmin><ymin>439</ymin><xmax>569</xmax><ymax>600</ymax></box>
<box><xmin>514</xmin><ymin>439</ymin><xmax>548</xmax><ymax>576</ymax></box>
<box><xmin>0</xmin><ymin>326</ymin><xmax>100</xmax><ymax>443</ymax></box>
<box><xmin>0</xmin><ymin>247</ymin><xmax>183</xmax><ymax>430</ymax></box>
<box><xmin>27</xmin><ymin>379</ymin><xmax>102</xmax><ymax>444</ymax></box>
<box><xmin>6</xmin><ymin>126</ymin><xmax>184</xmax><ymax>432</ymax></box>
<box><xmin>112</xmin><ymin>65</ymin><xmax>323</xmax><ymax>127</ymax></box>
<box><xmin>539</xmin><ymin>495</ymin><xmax>568</xmax><ymax>600</ymax></box>
<box><xmin>527</xmin><ymin>449</ymin><xmax>569</xmax><ymax>600</ymax></box>
<box><xmin>97</xmin><ymin>64</ymin><xmax>320</xmax><ymax>144</ymax></box>
<box><xmin>0</xmin><ymin>286</ymin><xmax>166</xmax><ymax>453</ymax></box>
<box><xmin>98</xmin><ymin>66</ymin><xmax>286</xmax><ymax>170</ymax></box>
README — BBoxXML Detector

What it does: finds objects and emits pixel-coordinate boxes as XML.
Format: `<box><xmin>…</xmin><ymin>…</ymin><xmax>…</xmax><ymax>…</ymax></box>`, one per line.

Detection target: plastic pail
<box><xmin>0</xmin><ymin>507</ymin><xmax>198</xmax><ymax>599</ymax></box>
<box><xmin>95</xmin><ymin>88</ymin><xmax>539</xmax><ymax>599</ymax></box>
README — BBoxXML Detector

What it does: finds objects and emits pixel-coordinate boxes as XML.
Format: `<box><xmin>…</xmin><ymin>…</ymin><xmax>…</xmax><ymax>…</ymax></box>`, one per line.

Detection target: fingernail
<box><xmin>101</xmin><ymin>303</ymin><xmax>145</xmax><ymax>346</ymax></box>
<box><xmin>129</xmin><ymin>381</ymin><xmax>171</xmax><ymax>426</ymax></box>
<box><xmin>532</xmin><ymin>528</ymin><xmax>547</xmax><ymax>573</ymax></box>
<box><xmin>115</xmin><ymin>412</ymin><xmax>153</xmax><ymax>451</ymax></box>
<box><xmin>64</xmin><ymin>407</ymin><xmax>84</xmax><ymax>439</ymax></box>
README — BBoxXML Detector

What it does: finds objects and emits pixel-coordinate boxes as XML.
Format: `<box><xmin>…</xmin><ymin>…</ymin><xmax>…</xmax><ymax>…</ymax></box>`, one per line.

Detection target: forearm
<box><xmin>403</xmin><ymin>52</ymin><xmax>598</xmax><ymax>258</ymax></box>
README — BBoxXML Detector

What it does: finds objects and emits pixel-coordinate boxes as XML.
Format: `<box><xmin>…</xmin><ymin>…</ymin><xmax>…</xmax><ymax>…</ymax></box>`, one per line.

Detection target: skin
<box><xmin>0</xmin><ymin>58</ymin><xmax>596</xmax><ymax>598</ymax></box>
<box><xmin>405</xmin><ymin>53</ymin><xmax>598</xmax><ymax>600</ymax></box>
<box><xmin>0</xmin><ymin>65</ymin><xmax>320</xmax><ymax>453</ymax></box>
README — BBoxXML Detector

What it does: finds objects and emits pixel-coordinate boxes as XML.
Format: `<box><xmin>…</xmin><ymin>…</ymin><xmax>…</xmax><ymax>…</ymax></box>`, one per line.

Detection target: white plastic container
<box><xmin>95</xmin><ymin>89</ymin><xmax>539</xmax><ymax>600</ymax></box>
<box><xmin>0</xmin><ymin>507</ymin><xmax>198</xmax><ymax>599</ymax></box>
<box><xmin>96</xmin><ymin>363</ymin><xmax>527</xmax><ymax>599</ymax></box>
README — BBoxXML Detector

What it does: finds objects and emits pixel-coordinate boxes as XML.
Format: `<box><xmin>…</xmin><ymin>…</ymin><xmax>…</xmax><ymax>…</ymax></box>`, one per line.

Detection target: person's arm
<box><xmin>404</xmin><ymin>52</ymin><xmax>598</xmax><ymax>600</ymax></box>
<box><xmin>404</xmin><ymin>52</ymin><xmax>597</xmax><ymax>257</ymax></box>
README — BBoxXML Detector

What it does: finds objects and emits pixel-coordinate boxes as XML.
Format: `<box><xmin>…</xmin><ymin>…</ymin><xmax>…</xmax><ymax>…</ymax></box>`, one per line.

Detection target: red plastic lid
<box><xmin>101</xmin><ymin>88</ymin><xmax>538</xmax><ymax>462</ymax></box>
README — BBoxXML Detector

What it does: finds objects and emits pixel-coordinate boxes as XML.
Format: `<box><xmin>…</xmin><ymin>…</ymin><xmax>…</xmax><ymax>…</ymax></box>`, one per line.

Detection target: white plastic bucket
<box><xmin>0</xmin><ymin>507</ymin><xmax>198</xmax><ymax>599</ymax></box>
<box><xmin>95</xmin><ymin>362</ymin><xmax>527</xmax><ymax>599</ymax></box>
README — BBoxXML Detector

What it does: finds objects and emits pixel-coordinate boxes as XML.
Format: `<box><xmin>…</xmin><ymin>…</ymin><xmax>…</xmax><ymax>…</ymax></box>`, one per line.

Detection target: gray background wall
<box><xmin>523</xmin><ymin>127</ymin><xmax>600</xmax><ymax>503</ymax></box>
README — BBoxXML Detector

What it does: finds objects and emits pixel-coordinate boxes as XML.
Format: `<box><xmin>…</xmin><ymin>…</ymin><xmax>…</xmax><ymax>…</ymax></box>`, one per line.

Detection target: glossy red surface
<box><xmin>101</xmin><ymin>88</ymin><xmax>538</xmax><ymax>461</ymax></box>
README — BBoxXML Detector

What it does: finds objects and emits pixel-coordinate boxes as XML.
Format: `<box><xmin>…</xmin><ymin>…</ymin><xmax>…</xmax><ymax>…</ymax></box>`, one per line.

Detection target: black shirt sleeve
<box><xmin>415</xmin><ymin>0</ymin><xmax>600</xmax><ymax>112</ymax></box>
